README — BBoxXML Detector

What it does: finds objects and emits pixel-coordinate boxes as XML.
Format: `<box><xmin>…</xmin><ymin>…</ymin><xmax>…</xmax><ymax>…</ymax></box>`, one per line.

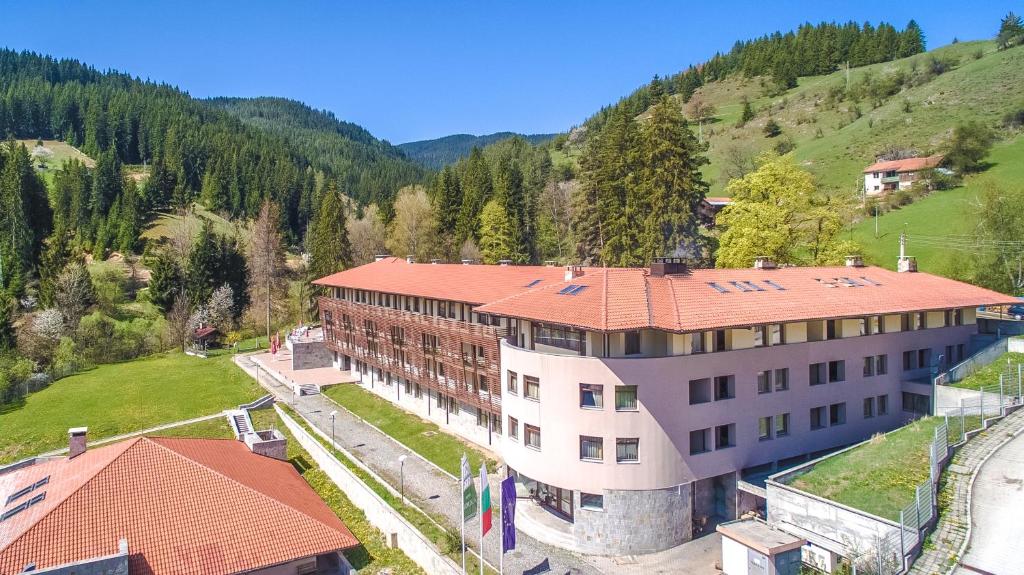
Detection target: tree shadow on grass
<box><xmin>0</xmin><ymin>396</ymin><xmax>27</xmax><ymax>416</ymax></box>
<box><xmin>343</xmin><ymin>544</ymin><xmax>373</xmax><ymax>570</ymax></box>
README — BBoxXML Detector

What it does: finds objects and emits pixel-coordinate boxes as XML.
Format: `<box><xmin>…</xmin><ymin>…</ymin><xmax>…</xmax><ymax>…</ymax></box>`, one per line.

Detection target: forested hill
<box><xmin>398</xmin><ymin>132</ymin><xmax>557</xmax><ymax>169</ymax></box>
<box><xmin>583</xmin><ymin>20</ymin><xmax>925</xmax><ymax>134</ymax></box>
<box><xmin>206</xmin><ymin>97</ymin><xmax>426</xmax><ymax>205</ymax></box>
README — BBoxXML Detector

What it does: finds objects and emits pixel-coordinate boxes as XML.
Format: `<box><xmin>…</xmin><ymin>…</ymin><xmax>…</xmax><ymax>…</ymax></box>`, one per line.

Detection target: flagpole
<box><xmin>461</xmin><ymin>460</ymin><xmax>467</xmax><ymax>575</ymax></box>
<box><xmin>479</xmin><ymin>469</ymin><xmax>484</xmax><ymax>575</ymax></box>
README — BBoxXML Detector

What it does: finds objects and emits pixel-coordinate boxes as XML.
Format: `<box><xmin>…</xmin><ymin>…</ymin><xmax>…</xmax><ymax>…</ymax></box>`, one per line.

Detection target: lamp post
<box><xmin>329</xmin><ymin>410</ymin><xmax>338</xmax><ymax>446</ymax></box>
<box><xmin>399</xmin><ymin>454</ymin><xmax>408</xmax><ymax>504</ymax></box>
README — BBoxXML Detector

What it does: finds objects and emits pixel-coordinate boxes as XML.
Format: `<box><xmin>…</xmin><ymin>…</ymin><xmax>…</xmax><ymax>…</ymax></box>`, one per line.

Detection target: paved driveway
<box><xmin>958</xmin><ymin>427</ymin><xmax>1024</xmax><ymax>575</ymax></box>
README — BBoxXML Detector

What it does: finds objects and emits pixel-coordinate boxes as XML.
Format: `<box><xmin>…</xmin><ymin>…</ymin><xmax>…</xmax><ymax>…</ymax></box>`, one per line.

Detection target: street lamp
<box><xmin>398</xmin><ymin>454</ymin><xmax>408</xmax><ymax>504</ymax></box>
<box><xmin>329</xmin><ymin>410</ymin><xmax>338</xmax><ymax>446</ymax></box>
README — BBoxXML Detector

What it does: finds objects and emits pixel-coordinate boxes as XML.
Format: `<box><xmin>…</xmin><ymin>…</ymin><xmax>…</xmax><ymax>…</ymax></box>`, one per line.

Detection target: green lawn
<box><xmin>952</xmin><ymin>351</ymin><xmax>1024</xmax><ymax>390</ymax></box>
<box><xmin>146</xmin><ymin>415</ymin><xmax>236</xmax><ymax>439</ymax></box>
<box><xmin>322</xmin><ymin>384</ymin><xmax>497</xmax><ymax>476</ymax></box>
<box><xmin>852</xmin><ymin>134</ymin><xmax>1024</xmax><ymax>274</ymax></box>
<box><xmin>788</xmin><ymin>418</ymin><xmax>942</xmax><ymax>521</ymax></box>
<box><xmin>0</xmin><ymin>352</ymin><xmax>262</xmax><ymax>463</ymax></box>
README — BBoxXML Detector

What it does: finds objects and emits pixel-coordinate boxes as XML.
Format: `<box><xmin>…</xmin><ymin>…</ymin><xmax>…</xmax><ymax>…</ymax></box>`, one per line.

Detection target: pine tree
<box><xmin>737</xmin><ymin>98</ymin><xmax>755</xmax><ymax>127</ymax></box>
<box><xmin>0</xmin><ymin>293</ymin><xmax>14</xmax><ymax>350</ymax></box>
<box><xmin>307</xmin><ymin>180</ymin><xmax>353</xmax><ymax>282</ymax></box>
<box><xmin>148</xmin><ymin>251</ymin><xmax>183</xmax><ymax>313</ymax></box>
<box><xmin>998</xmin><ymin>12</ymin><xmax>1024</xmax><ymax>49</ymax></box>
<box><xmin>898</xmin><ymin>20</ymin><xmax>926</xmax><ymax>57</ymax></box>
<box><xmin>186</xmin><ymin>222</ymin><xmax>219</xmax><ymax>307</ymax></box>
<box><xmin>478</xmin><ymin>200</ymin><xmax>515</xmax><ymax>264</ymax></box>
<box><xmin>456</xmin><ymin>148</ymin><xmax>492</xmax><ymax>242</ymax></box>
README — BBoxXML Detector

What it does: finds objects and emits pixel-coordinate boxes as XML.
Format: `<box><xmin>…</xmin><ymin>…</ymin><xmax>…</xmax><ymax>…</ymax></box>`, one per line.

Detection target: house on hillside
<box><xmin>0</xmin><ymin>428</ymin><xmax>359</xmax><ymax>575</ymax></box>
<box><xmin>700</xmin><ymin>196</ymin><xmax>734</xmax><ymax>227</ymax></box>
<box><xmin>862</xmin><ymin>155</ymin><xmax>944</xmax><ymax>195</ymax></box>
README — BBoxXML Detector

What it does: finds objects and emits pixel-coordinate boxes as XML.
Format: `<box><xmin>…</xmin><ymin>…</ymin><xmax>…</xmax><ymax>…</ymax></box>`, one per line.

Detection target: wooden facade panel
<box><xmin>318</xmin><ymin>297</ymin><xmax>505</xmax><ymax>415</ymax></box>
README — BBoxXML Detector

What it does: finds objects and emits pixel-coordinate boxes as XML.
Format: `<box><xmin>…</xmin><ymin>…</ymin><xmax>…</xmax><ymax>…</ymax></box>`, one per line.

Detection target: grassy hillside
<box><xmin>678</xmin><ymin>40</ymin><xmax>1024</xmax><ymax>194</ymax></box>
<box><xmin>398</xmin><ymin>132</ymin><xmax>557</xmax><ymax>169</ymax></box>
<box><xmin>851</xmin><ymin>134</ymin><xmax>1024</xmax><ymax>273</ymax></box>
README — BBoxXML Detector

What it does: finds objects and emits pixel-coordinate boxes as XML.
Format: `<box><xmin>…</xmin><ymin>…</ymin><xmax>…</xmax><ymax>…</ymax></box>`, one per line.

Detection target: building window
<box><xmin>829</xmin><ymin>402</ymin><xmax>846</xmax><ymax>426</ymax></box>
<box><xmin>507</xmin><ymin>371</ymin><xmax>518</xmax><ymax>394</ymax></box>
<box><xmin>615</xmin><ymin>385</ymin><xmax>638</xmax><ymax>411</ymax></box>
<box><xmin>688</xmin><ymin>378</ymin><xmax>711</xmax><ymax>405</ymax></box>
<box><xmin>775</xmin><ymin>368</ymin><xmax>789</xmax><ymax>391</ymax></box>
<box><xmin>580</xmin><ymin>492</ymin><xmax>604</xmax><ymax>510</ymax></box>
<box><xmin>810</xmin><ymin>406</ymin><xmax>826</xmax><ymax>430</ymax></box>
<box><xmin>902</xmin><ymin>392</ymin><xmax>930</xmax><ymax>416</ymax></box>
<box><xmin>918</xmin><ymin>348</ymin><xmax>931</xmax><ymax>370</ymax></box>
<box><xmin>689</xmin><ymin>428</ymin><xmax>710</xmax><ymax>455</ymax></box>
<box><xmin>864</xmin><ymin>397</ymin><xmax>876</xmax><ymax>418</ymax></box>
<box><xmin>828</xmin><ymin>360</ymin><xmax>845</xmax><ymax>383</ymax></box>
<box><xmin>770</xmin><ymin>324</ymin><xmax>785</xmax><ymax>346</ymax></box>
<box><xmin>809</xmin><ymin>363</ymin><xmax>826</xmax><ymax>386</ymax></box>
<box><xmin>878</xmin><ymin>394</ymin><xmax>889</xmax><ymax>415</ymax></box>
<box><xmin>826</xmin><ymin>320</ymin><xmax>838</xmax><ymax>340</ymax></box>
<box><xmin>775</xmin><ymin>413</ymin><xmax>790</xmax><ymax>437</ymax></box>
<box><xmin>524</xmin><ymin>424</ymin><xmax>541</xmax><ymax>450</ymax></box>
<box><xmin>624</xmin><ymin>331</ymin><xmax>641</xmax><ymax>355</ymax></box>
<box><xmin>616</xmin><ymin>438</ymin><xmax>639</xmax><ymax>462</ymax></box>
<box><xmin>872</xmin><ymin>315</ymin><xmax>885</xmax><ymax>334</ymax></box>
<box><xmin>713</xmin><ymin>330</ymin><xmax>728</xmax><ymax>352</ymax></box>
<box><xmin>876</xmin><ymin>354</ymin><xmax>888</xmax><ymax>375</ymax></box>
<box><xmin>759</xmin><ymin>416</ymin><xmax>772</xmax><ymax>441</ymax></box>
<box><xmin>757</xmin><ymin>370</ymin><xmax>772</xmax><ymax>394</ymax></box>
<box><xmin>580</xmin><ymin>384</ymin><xmax>604</xmax><ymax>409</ymax></box>
<box><xmin>715</xmin><ymin>424</ymin><xmax>735</xmax><ymax>449</ymax></box>
<box><xmin>691</xmin><ymin>332</ymin><xmax>706</xmax><ymax>354</ymax></box>
<box><xmin>508</xmin><ymin>416</ymin><xmax>519</xmax><ymax>440</ymax></box>
<box><xmin>863</xmin><ymin>356</ymin><xmax>875</xmax><ymax>377</ymax></box>
<box><xmin>917</xmin><ymin>312</ymin><xmax>927</xmax><ymax>329</ymax></box>
<box><xmin>524</xmin><ymin>376</ymin><xmax>540</xmax><ymax>401</ymax></box>
<box><xmin>491</xmin><ymin>413</ymin><xmax>502</xmax><ymax>435</ymax></box>
<box><xmin>477</xmin><ymin>408</ymin><xmax>488</xmax><ymax>428</ymax></box>
<box><xmin>580</xmin><ymin>436</ymin><xmax>604</xmax><ymax>461</ymax></box>
<box><xmin>903</xmin><ymin>350</ymin><xmax>915</xmax><ymax>371</ymax></box>
<box><xmin>953</xmin><ymin>308</ymin><xmax>963</xmax><ymax>326</ymax></box>
<box><xmin>533</xmin><ymin>323</ymin><xmax>585</xmax><ymax>353</ymax></box>
<box><xmin>714</xmin><ymin>375</ymin><xmax>735</xmax><ymax>400</ymax></box>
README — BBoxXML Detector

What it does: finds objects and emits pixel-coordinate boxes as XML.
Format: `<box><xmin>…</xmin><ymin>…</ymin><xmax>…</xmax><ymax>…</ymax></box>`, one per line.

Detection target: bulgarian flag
<box><xmin>479</xmin><ymin>463</ymin><xmax>492</xmax><ymax>535</ymax></box>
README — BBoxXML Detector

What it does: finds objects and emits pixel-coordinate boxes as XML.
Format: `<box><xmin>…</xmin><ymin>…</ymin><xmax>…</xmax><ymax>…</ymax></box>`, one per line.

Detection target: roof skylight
<box><xmin>708</xmin><ymin>282</ymin><xmax>729</xmax><ymax>293</ymax></box>
<box><xmin>0</xmin><ymin>492</ymin><xmax>46</xmax><ymax>522</ymax></box>
<box><xmin>525</xmin><ymin>279</ymin><xmax>542</xmax><ymax>287</ymax></box>
<box><xmin>729</xmin><ymin>281</ymin><xmax>752</xmax><ymax>293</ymax></box>
<box><xmin>763</xmin><ymin>280</ymin><xmax>786</xmax><ymax>291</ymax></box>
<box><xmin>558</xmin><ymin>284</ymin><xmax>579</xmax><ymax>294</ymax></box>
<box><xmin>5</xmin><ymin>476</ymin><xmax>49</xmax><ymax>506</ymax></box>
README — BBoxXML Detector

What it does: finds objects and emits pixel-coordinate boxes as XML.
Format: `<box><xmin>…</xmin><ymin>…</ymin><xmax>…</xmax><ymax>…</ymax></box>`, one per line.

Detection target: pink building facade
<box><xmin>314</xmin><ymin>257</ymin><xmax>1011</xmax><ymax>555</ymax></box>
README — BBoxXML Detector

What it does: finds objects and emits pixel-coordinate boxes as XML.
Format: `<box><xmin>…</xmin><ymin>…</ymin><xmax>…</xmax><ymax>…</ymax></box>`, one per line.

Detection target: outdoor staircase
<box><xmin>226</xmin><ymin>409</ymin><xmax>255</xmax><ymax>439</ymax></box>
<box><xmin>298</xmin><ymin>383</ymin><xmax>320</xmax><ymax>396</ymax></box>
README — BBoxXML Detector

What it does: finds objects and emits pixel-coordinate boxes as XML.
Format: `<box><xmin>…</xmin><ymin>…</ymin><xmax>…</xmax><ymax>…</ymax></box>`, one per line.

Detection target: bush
<box><xmin>1003</xmin><ymin>106</ymin><xmax>1024</xmax><ymax>129</ymax></box>
<box><xmin>91</xmin><ymin>268</ymin><xmax>127</xmax><ymax>314</ymax></box>
<box><xmin>50</xmin><ymin>337</ymin><xmax>89</xmax><ymax>379</ymax></box>
<box><xmin>944</xmin><ymin>121</ymin><xmax>995</xmax><ymax>173</ymax></box>
<box><xmin>763</xmin><ymin>119</ymin><xmax>782</xmax><ymax>138</ymax></box>
<box><xmin>0</xmin><ymin>353</ymin><xmax>34</xmax><ymax>404</ymax></box>
<box><xmin>774</xmin><ymin>136</ymin><xmax>796</xmax><ymax>155</ymax></box>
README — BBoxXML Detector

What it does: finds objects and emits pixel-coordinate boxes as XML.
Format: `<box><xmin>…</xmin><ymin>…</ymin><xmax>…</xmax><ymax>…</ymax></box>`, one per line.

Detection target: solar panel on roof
<box><xmin>558</xmin><ymin>284</ymin><xmax>578</xmax><ymax>294</ymax></box>
<box><xmin>763</xmin><ymin>280</ymin><xmax>786</xmax><ymax>291</ymax></box>
<box><xmin>729</xmin><ymin>281</ymin><xmax>752</xmax><ymax>292</ymax></box>
<box><xmin>708</xmin><ymin>282</ymin><xmax>729</xmax><ymax>293</ymax></box>
<box><xmin>525</xmin><ymin>279</ymin><xmax>542</xmax><ymax>287</ymax></box>
<box><xmin>568</xmin><ymin>285</ymin><xmax>588</xmax><ymax>295</ymax></box>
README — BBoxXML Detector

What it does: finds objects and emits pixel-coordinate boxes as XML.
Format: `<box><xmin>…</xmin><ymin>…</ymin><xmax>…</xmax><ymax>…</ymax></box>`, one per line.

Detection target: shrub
<box><xmin>1003</xmin><ymin>106</ymin><xmax>1024</xmax><ymax>129</ymax></box>
<box><xmin>50</xmin><ymin>336</ymin><xmax>90</xmax><ymax>379</ymax></box>
<box><xmin>763</xmin><ymin>119</ymin><xmax>782</xmax><ymax>138</ymax></box>
<box><xmin>944</xmin><ymin>121</ymin><xmax>995</xmax><ymax>173</ymax></box>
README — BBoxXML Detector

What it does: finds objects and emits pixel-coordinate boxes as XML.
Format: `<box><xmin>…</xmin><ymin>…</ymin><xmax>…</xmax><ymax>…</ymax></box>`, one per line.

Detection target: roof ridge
<box><xmin>643</xmin><ymin>271</ymin><xmax>654</xmax><ymax>328</ymax></box>
<box><xmin>146</xmin><ymin>437</ymin><xmax>351</xmax><ymax>539</ymax></box>
<box><xmin>0</xmin><ymin>437</ymin><xmax>143</xmax><ymax>555</ymax></box>
<box><xmin>667</xmin><ymin>275</ymin><xmax>682</xmax><ymax>330</ymax></box>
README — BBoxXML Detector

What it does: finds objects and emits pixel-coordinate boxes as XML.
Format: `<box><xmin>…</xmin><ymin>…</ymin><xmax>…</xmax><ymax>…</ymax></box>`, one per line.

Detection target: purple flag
<box><xmin>501</xmin><ymin>476</ymin><xmax>517</xmax><ymax>551</ymax></box>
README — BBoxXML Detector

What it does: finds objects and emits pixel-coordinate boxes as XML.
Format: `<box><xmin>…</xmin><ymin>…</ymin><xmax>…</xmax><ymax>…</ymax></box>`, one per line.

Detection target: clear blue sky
<box><xmin>0</xmin><ymin>1</ymin><xmax>1013</xmax><ymax>143</ymax></box>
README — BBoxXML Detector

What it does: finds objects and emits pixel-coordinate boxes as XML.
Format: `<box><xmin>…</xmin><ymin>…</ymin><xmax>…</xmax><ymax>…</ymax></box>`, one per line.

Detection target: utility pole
<box><xmin>874</xmin><ymin>204</ymin><xmax>879</xmax><ymax>238</ymax></box>
<box><xmin>846</xmin><ymin>61</ymin><xmax>851</xmax><ymax>91</ymax></box>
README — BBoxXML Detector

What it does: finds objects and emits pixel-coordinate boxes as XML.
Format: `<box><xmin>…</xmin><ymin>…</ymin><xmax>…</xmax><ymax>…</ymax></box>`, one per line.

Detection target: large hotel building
<box><xmin>314</xmin><ymin>255</ymin><xmax>1010</xmax><ymax>554</ymax></box>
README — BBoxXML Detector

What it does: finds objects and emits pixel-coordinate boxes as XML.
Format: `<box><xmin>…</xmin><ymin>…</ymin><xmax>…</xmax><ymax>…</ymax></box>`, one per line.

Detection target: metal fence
<box><xmin>934</xmin><ymin>337</ymin><xmax>1007</xmax><ymax>386</ymax></box>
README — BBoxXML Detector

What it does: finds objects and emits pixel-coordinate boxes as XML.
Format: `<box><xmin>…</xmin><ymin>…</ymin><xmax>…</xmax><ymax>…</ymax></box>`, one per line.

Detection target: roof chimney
<box><xmin>374</xmin><ymin>254</ymin><xmax>391</xmax><ymax>262</ymax></box>
<box><xmin>754</xmin><ymin>256</ymin><xmax>776</xmax><ymax>270</ymax></box>
<box><xmin>543</xmin><ymin>260</ymin><xmax>557</xmax><ymax>267</ymax></box>
<box><xmin>564</xmin><ymin>265</ymin><xmax>583</xmax><ymax>282</ymax></box>
<box><xmin>498</xmin><ymin>259</ymin><xmax>512</xmax><ymax>266</ymax></box>
<box><xmin>845</xmin><ymin>255</ymin><xmax>865</xmax><ymax>268</ymax></box>
<box><xmin>406</xmin><ymin>255</ymin><xmax>416</xmax><ymax>264</ymax></box>
<box><xmin>68</xmin><ymin>427</ymin><xmax>88</xmax><ymax>458</ymax></box>
<box><xmin>430</xmin><ymin>258</ymin><xmax>442</xmax><ymax>264</ymax></box>
<box><xmin>650</xmin><ymin>257</ymin><xmax>687</xmax><ymax>277</ymax></box>
<box><xmin>898</xmin><ymin>256</ymin><xmax>917</xmax><ymax>273</ymax></box>
<box><xmin>461</xmin><ymin>259</ymin><xmax>475</xmax><ymax>265</ymax></box>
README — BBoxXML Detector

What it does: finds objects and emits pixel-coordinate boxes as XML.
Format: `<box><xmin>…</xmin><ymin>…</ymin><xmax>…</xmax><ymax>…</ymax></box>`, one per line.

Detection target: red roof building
<box><xmin>863</xmin><ymin>155</ymin><xmax>944</xmax><ymax>195</ymax></box>
<box><xmin>0</xmin><ymin>436</ymin><xmax>358</xmax><ymax>575</ymax></box>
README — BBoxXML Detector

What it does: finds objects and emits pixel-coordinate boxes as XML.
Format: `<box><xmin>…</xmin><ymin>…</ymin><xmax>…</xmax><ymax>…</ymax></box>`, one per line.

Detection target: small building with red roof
<box><xmin>0</xmin><ymin>430</ymin><xmax>358</xmax><ymax>575</ymax></box>
<box><xmin>863</xmin><ymin>155</ymin><xmax>944</xmax><ymax>195</ymax></box>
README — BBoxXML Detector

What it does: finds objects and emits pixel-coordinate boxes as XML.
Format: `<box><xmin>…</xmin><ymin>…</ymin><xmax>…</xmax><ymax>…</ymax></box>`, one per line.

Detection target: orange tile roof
<box><xmin>863</xmin><ymin>155</ymin><xmax>943</xmax><ymax>174</ymax></box>
<box><xmin>704</xmin><ymin>197</ymin><xmax>733</xmax><ymax>205</ymax></box>
<box><xmin>313</xmin><ymin>256</ymin><xmax>571</xmax><ymax>304</ymax></box>
<box><xmin>477</xmin><ymin>265</ymin><xmax>1015</xmax><ymax>332</ymax></box>
<box><xmin>0</xmin><ymin>437</ymin><xmax>358</xmax><ymax>575</ymax></box>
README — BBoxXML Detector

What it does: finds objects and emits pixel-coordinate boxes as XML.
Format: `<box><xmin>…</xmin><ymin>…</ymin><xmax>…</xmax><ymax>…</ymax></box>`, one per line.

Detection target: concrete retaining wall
<box><xmin>275</xmin><ymin>406</ymin><xmax>463</xmax><ymax>575</ymax></box>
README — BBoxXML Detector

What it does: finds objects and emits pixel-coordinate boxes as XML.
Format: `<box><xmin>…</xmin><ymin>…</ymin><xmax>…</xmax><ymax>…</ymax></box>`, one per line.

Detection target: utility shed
<box><xmin>718</xmin><ymin>518</ymin><xmax>805</xmax><ymax>575</ymax></box>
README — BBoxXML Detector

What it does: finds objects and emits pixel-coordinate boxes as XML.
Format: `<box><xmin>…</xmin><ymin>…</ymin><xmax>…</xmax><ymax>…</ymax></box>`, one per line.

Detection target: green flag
<box><xmin>461</xmin><ymin>453</ymin><xmax>477</xmax><ymax>520</ymax></box>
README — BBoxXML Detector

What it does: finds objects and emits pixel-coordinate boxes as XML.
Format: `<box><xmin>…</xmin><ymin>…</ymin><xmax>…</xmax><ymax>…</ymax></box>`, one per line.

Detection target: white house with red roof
<box><xmin>863</xmin><ymin>155</ymin><xmax>943</xmax><ymax>195</ymax></box>
<box><xmin>313</xmin><ymin>255</ymin><xmax>1011</xmax><ymax>556</ymax></box>
<box><xmin>0</xmin><ymin>430</ymin><xmax>358</xmax><ymax>575</ymax></box>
